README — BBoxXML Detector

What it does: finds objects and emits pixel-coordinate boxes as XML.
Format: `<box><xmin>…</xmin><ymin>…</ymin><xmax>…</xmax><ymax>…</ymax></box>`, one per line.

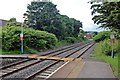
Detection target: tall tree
<box><xmin>72</xmin><ymin>18</ymin><xmax>82</xmax><ymax>37</ymax></box>
<box><xmin>25</xmin><ymin>1</ymin><xmax>65</xmax><ymax>39</ymax></box>
<box><xmin>60</xmin><ymin>15</ymin><xmax>74</xmax><ymax>37</ymax></box>
<box><xmin>25</xmin><ymin>1</ymin><xmax>83</xmax><ymax>39</ymax></box>
<box><xmin>90</xmin><ymin>2</ymin><xmax>120</xmax><ymax>31</ymax></box>
<box><xmin>6</xmin><ymin>18</ymin><xmax>28</xmax><ymax>27</ymax></box>
<box><xmin>60</xmin><ymin>15</ymin><xmax>82</xmax><ymax>37</ymax></box>
<box><xmin>25</xmin><ymin>1</ymin><xmax>59</xmax><ymax>29</ymax></box>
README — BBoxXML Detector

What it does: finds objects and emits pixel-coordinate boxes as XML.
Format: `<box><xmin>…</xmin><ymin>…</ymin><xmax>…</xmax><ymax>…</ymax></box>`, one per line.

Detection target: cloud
<box><xmin>82</xmin><ymin>22</ymin><xmax>105</xmax><ymax>32</ymax></box>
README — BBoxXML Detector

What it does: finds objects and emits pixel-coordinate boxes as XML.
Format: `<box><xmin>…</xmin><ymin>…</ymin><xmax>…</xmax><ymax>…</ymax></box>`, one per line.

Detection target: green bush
<box><xmin>101</xmin><ymin>40</ymin><xmax>111</xmax><ymax>56</ymax></box>
<box><xmin>2</xmin><ymin>26</ymin><xmax>58</xmax><ymax>52</ymax></box>
<box><xmin>93</xmin><ymin>31</ymin><xmax>111</xmax><ymax>42</ymax></box>
<box><xmin>65</xmin><ymin>37</ymin><xmax>77</xmax><ymax>43</ymax></box>
<box><xmin>0</xmin><ymin>27</ymin><xmax>2</xmax><ymax>49</ymax></box>
<box><xmin>78</xmin><ymin>33</ymin><xmax>86</xmax><ymax>41</ymax></box>
<box><xmin>25</xmin><ymin>46</ymin><xmax>38</xmax><ymax>54</ymax></box>
<box><xmin>0</xmin><ymin>27</ymin><xmax>2</xmax><ymax>37</ymax></box>
<box><xmin>101</xmin><ymin>39</ymin><xmax>118</xmax><ymax>56</ymax></box>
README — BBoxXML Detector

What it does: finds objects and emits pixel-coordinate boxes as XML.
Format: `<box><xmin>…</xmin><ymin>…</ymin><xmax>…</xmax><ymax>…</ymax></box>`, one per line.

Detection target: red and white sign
<box><xmin>110</xmin><ymin>35</ymin><xmax>115</xmax><ymax>43</ymax></box>
<box><xmin>110</xmin><ymin>35</ymin><xmax>115</xmax><ymax>39</ymax></box>
<box><xmin>20</xmin><ymin>33</ymin><xmax>24</xmax><ymax>40</ymax></box>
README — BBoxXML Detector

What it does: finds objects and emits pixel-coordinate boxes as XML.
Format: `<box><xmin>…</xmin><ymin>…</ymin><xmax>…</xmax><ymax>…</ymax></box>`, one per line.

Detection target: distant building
<box><xmin>0</xmin><ymin>19</ymin><xmax>7</xmax><ymax>27</ymax></box>
<box><xmin>85</xmin><ymin>33</ymin><xmax>92</xmax><ymax>39</ymax></box>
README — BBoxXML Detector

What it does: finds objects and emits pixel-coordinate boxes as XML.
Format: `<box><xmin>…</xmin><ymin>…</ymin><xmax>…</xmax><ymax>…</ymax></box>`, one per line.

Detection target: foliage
<box><xmin>1</xmin><ymin>50</ymin><xmax>21</xmax><ymax>54</ymax></box>
<box><xmin>65</xmin><ymin>37</ymin><xmax>77</xmax><ymax>43</ymax></box>
<box><xmin>25</xmin><ymin>1</ymin><xmax>63</xmax><ymax>38</ymax></box>
<box><xmin>78</xmin><ymin>33</ymin><xmax>86</xmax><ymax>41</ymax></box>
<box><xmin>90</xmin><ymin>2</ymin><xmax>120</xmax><ymax>30</ymax></box>
<box><xmin>2</xmin><ymin>26</ymin><xmax>58</xmax><ymax>52</ymax></box>
<box><xmin>6</xmin><ymin>18</ymin><xmax>28</xmax><ymax>27</ymax></box>
<box><xmin>25</xmin><ymin>1</ymin><xmax>82</xmax><ymax>39</ymax></box>
<box><xmin>0</xmin><ymin>27</ymin><xmax>1</xmax><ymax>50</ymax></box>
<box><xmin>93</xmin><ymin>39</ymin><xmax>119</xmax><ymax>56</ymax></box>
<box><xmin>101</xmin><ymin>40</ymin><xmax>111</xmax><ymax>56</ymax></box>
<box><xmin>0</xmin><ymin>27</ymin><xmax>2</xmax><ymax>37</ymax></box>
<box><xmin>101</xmin><ymin>39</ymin><xmax>118</xmax><ymax>56</ymax></box>
<box><xmin>92</xmin><ymin>31</ymin><xmax>98</xmax><ymax>37</ymax></box>
<box><xmin>60</xmin><ymin>15</ymin><xmax>82</xmax><ymax>37</ymax></box>
<box><xmin>25</xmin><ymin>47</ymin><xmax>38</xmax><ymax>54</ymax></box>
<box><xmin>93</xmin><ymin>31</ymin><xmax>111</xmax><ymax>42</ymax></box>
<box><xmin>92</xmin><ymin>42</ymin><xmax>118</xmax><ymax>77</ymax></box>
<box><xmin>0</xmin><ymin>48</ymin><xmax>2</xmax><ymax>54</ymax></box>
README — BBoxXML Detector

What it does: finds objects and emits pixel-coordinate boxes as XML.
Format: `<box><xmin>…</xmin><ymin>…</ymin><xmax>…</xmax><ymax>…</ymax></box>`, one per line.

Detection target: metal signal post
<box><xmin>20</xmin><ymin>14</ymin><xmax>28</xmax><ymax>54</ymax></box>
<box><xmin>110</xmin><ymin>34</ymin><xmax>115</xmax><ymax>59</ymax></box>
<box><xmin>20</xmin><ymin>21</ymin><xmax>24</xmax><ymax>54</ymax></box>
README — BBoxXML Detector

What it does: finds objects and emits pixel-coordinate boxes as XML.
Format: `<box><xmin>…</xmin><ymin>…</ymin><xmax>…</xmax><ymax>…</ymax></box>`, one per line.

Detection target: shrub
<box><xmin>0</xmin><ymin>27</ymin><xmax>2</xmax><ymax>37</ymax></box>
<box><xmin>78</xmin><ymin>33</ymin><xmax>86</xmax><ymax>41</ymax></box>
<box><xmin>2</xmin><ymin>26</ymin><xmax>58</xmax><ymax>52</ymax></box>
<box><xmin>65</xmin><ymin>37</ymin><xmax>77</xmax><ymax>43</ymax></box>
<box><xmin>93</xmin><ymin>31</ymin><xmax>111</xmax><ymax>42</ymax></box>
<box><xmin>101</xmin><ymin>40</ymin><xmax>111</xmax><ymax>56</ymax></box>
<box><xmin>101</xmin><ymin>39</ymin><xmax>118</xmax><ymax>56</ymax></box>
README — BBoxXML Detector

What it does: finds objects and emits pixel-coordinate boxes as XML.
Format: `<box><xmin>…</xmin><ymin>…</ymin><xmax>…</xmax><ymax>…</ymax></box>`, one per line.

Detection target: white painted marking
<box><xmin>46</xmin><ymin>61</ymin><xmax>70</xmax><ymax>79</ymax></box>
<box><xmin>44</xmin><ymin>71</ymin><xmax>52</xmax><ymax>73</ymax></box>
<box><xmin>41</xmin><ymin>73</ymin><xmax>49</xmax><ymax>76</ymax></box>
<box><xmin>36</xmin><ymin>75</ymin><xmax>47</xmax><ymax>78</ymax></box>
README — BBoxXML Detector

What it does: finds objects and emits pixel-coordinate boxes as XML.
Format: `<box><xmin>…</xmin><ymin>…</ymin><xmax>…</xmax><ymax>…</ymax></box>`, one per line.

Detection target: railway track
<box><xmin>1</xmin><ymin>41</ymin><xmax>94</xmax><ymax>80</ymax></box>
<box><xmin>0</xmin><ymin>41</ymin><xmax>91</xmax><ymax>69</ymax></box>
<box><xmin>26</xmin><ymin>43</ymin><xmax>95</xmax><ymax>80</ymax></box>
<box><xmin>0</xmin><ymin>58</ymin><xmax>27</xmax><ymax>69</ymax></box>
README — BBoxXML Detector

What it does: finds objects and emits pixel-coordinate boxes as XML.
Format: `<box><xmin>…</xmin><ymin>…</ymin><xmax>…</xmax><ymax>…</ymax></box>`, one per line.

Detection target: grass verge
<box><xmin>91</xmin><ymin>43</ymin><xmax>118</xmax><ymax>78</ymax></box>
<box><xmin>1</xmin><ymin>48</ymin><xmax>38</xmax><ymax>55</ymax></box>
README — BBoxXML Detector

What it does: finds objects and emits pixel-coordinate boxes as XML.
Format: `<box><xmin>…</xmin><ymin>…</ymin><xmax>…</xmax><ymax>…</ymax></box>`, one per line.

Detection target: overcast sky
<box><xmin>0</xmin><ymin>0</ymin><xmax>104</xmax><ymax>32</ymax></box>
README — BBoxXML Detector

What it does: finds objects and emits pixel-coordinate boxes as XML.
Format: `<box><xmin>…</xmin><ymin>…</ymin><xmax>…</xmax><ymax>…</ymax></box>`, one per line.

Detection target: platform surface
<box><xmin>0</xmin><ymin>54</ymin><xmax>30</xmax><ymax>58</ymax></box>
<box><xmin>49</xmin><ymin>59</ymin><xmax>116</xmax><ymax>79</ymax></box>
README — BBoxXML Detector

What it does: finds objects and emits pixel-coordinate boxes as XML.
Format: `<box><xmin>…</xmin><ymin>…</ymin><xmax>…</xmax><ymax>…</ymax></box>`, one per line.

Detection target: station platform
<box><xmin>49</xmin><ymin>59</ymin><xmax>116</xmax><ymax>79</ymax></box>
<box><xmin>48</xmin><ymin>44</ymin><xmax>117</xmax><ymax>79</ymax></box>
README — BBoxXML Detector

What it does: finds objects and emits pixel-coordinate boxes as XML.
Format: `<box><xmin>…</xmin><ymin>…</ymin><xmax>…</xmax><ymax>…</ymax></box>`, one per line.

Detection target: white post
<box><xmin>110</xmin><ymin>34</ymin><xmax>114</xmax><ymax>59</ymax></box>
<box><xmin>20</xmin><ymin>17</ymin><xmax>24</xmax><ymax>54</ymax></box>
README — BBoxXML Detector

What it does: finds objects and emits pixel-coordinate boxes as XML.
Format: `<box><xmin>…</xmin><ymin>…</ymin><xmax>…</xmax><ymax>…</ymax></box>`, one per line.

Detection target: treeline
<box><xmin>90</xmin><ymin>1</ymin><xmax>120</xmax><ymax>54</ymax></box>
<box><xmin>90</xmin><ymin>1</ymin><xmax>120</xmax><ymax>32</ymax></box>
<box><xmin>24</xmin><ymin>1</ymin><xmax>83</xmax><ymax>39</ymax></box>
<box><xmin>90</xmin><ymin>1</ymin><xmax>120</xmax><ymax>56</ymax></box>
<box><xmin>2</xmin><ymin>1</ymin><xmax>86</xmax><ymax>54</ymax></box>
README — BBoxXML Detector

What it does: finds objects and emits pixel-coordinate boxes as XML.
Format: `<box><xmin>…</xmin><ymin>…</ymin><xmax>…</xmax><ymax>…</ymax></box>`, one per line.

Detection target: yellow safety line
<box><xmin>61</xmin><ymin>58</ymin><xmax>74</xmax><ymax>61</ymax></box>
<box><xmin>28</xmin><ymin>55</ymin><xmax>39</xmax><ymax>58</ymax></box>
<box><xmin>74</xmin><ymin>58</ymin><xmax>82</xmax><ymax>61</ymax></box>
<box><xmin>47</xmin><ymin>56</ymin><xmax>61</xmax><ymax>60</ymax></box>
<box><xmin>27</xmin><ymin>55</ymin><xmax>82</xmax><ymax>61</ymax></box>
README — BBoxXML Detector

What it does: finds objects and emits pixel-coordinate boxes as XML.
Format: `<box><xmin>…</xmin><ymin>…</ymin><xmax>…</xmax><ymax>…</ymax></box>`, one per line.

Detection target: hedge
<box><xmin>2</xmin><ymin>26</ymin><xmax>58</xmax><ymax>51</ymax></box>
<box><xmin>93</xmin><ymin>31</ymin><xmax>111</xmax><ymax>42</ymax></box>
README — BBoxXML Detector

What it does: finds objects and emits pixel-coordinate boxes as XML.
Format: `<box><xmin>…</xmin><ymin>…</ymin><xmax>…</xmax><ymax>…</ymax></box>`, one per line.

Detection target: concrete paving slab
<box><xmin>49</xmin><ymin>60</ymin><xmax>85</xmax><ymax>78</ymax></box>
<box><xmin>78</xmin><ymin>60</ymin><xmax>116</xmax><ymax>78</ymax></box>
<box><xmin>49</xmin><ymin>59</ymin><xmax>116</xmax><ymax>79</ymax></box>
